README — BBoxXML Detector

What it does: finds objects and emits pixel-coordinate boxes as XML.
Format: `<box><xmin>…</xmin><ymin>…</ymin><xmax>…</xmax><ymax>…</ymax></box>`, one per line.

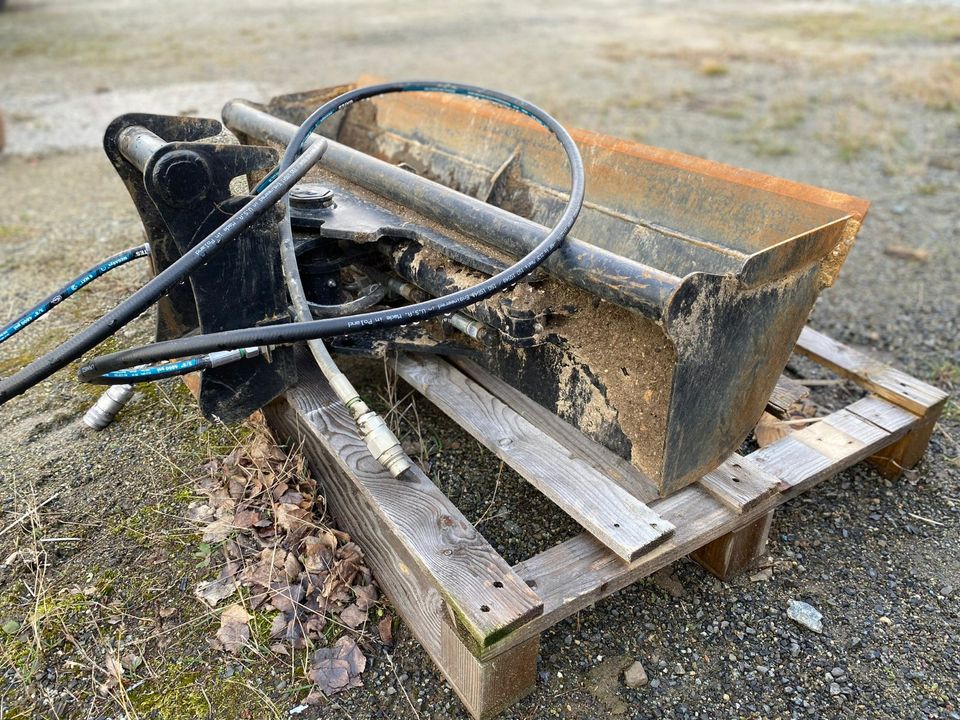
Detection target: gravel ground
<box><xmin>0</xmin><ymin>1</ymin><xmax>958</xmax><ymax>718</ymax></box>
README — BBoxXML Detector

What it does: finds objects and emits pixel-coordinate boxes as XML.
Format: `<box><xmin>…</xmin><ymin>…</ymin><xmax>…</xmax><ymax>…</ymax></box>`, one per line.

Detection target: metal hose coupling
<box><xmin>83</xmin><ymin>384</ymin><xmax>135</xmax><ymax>430</ymax></box>
<box><xmin>355</xmin><ymin>409</ymin><xmax>414</xmax><ymax>477</ymax></box>
<box><xmin>343</xmin><ymin>395</ymin><xmax>411</xmax><ymax>477</ymax></box>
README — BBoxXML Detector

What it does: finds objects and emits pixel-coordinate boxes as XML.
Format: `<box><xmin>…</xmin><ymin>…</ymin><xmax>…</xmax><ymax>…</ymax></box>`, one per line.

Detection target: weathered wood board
<box><xmin>263</xmin><ymin>328</ymin><xmax>947</xmax><ymax>719</ymax></box>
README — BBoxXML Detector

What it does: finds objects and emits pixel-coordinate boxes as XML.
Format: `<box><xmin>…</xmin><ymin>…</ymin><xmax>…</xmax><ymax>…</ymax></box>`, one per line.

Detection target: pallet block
<box><xmin>265</xmin><ymin>327</ymin><xmax>948</xmax><ymax>719</ymax></box>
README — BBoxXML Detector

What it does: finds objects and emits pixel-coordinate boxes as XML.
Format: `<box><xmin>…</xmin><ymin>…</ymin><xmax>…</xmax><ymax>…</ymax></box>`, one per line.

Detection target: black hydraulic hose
<box><xmin>0</xmin><ymin>243</ymin><xmax>151</xmax><ymax>345</ymax></box>
<box><xmin>307</xmin><ymin>285</ymin><xmax>385</xmax><ymax>318</ymax></box>
<box><xmin>0</xmin><ymin>137</ymin><xmax>329</xmax><ymax>404</ymax></box>
<box><xmin>76</xmin><ymin>81</ymin><xmax>585</xmax><ymax>382</ymax></box>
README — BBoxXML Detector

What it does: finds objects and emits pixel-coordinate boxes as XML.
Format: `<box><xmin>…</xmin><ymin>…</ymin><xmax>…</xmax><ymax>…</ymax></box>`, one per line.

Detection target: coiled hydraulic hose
<box><xmin>0</xmin><ymin>243</ymin><xmax>151</xmax><ymax>345</ymax></box>
<box><xmin>0</xmin><ymin>81</ymin><xmax>583</xmax><ymax>405</ymax></box>
<box><xmin>76</xmin><ymin>81</ymin><xmax>585</xmax><ymax>382</ymax></box>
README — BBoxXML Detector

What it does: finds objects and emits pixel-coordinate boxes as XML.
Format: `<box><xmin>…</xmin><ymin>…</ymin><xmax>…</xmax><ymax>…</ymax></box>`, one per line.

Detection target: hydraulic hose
<box><xmin>77</xmin><ymin>81</ymin><xmax>585</xmax><ymax>382</ymax></box>
<box><xmin>96</xmin><ymin>347</ymin><xmax>261</xmax><ymax>384</ymax></box>
<box><xmin>0</xmin><ymin>137</ymin><xmax>329</xmax><ymax>404</ymax></box>
<box><xmin>0</xmin><ymin>243</ymin><xmax>151</xmax><ymax>345</ymax></box>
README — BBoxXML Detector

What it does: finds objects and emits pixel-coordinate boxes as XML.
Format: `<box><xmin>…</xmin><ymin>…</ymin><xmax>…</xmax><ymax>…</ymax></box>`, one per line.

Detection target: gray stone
<box><xmin>624</xmin><ymin>660</ymin><xmax>648</xmax><ymax>688</ymax></box>
<box><xmin>787</xmin><ymin>600</ymin><xmax>823</xmax><ymax>633</ymax></box>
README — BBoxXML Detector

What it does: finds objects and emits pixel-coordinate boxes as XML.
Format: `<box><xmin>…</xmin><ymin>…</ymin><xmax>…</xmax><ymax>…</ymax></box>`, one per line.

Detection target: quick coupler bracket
<box><xmin>103</xmin><ymin>113</ymin><xmax>297</xmax><ymax>422</ymax></box>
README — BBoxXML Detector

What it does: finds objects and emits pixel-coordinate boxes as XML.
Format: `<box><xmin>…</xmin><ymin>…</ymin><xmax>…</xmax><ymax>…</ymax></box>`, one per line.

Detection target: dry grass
<box><xmin>698</xmin><ymin>58</ymin><xmax>729</xmax><ymax>77</ymax></box>
<box><xmin>757</xmin><ymin>8</ymin><xmax>960</xmax><ymax>45</ymax></box>
<box><xmin>892</xmin><ymin>59</ymin><xmax>960</xmax><ymax>112</ymax></box>
<box><xmin>821</xmin><ymin>106</ymin><xmax>907</xmax><ymax>164</ymax></box>
<box><xmin>379</xmin><ymin>357</ymin><xmax>440</xmax><ymax>468</ymax></box>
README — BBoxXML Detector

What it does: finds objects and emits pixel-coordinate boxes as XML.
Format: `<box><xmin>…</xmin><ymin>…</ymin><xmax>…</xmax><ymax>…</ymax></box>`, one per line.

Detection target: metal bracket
<box><xmin>103</xmin><ymin>113</ymin><xmax>297</xmax><ymax>422</ymax></box>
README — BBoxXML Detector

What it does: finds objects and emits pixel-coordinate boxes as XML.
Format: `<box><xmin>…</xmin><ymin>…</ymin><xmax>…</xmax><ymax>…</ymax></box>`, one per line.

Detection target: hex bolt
<box><xmin>83</xmin><ymin>384</ymin><xmax>135</xmax><ymax>430</ymax></box>
<box><xmin>289</xmin><ymin>183</ymin><xmax>335</xmax><ymax>208</ymax></box>
<box><xmin>152</xmin><ymin>150</ymin><xmax>212</xmax><ymax>208</ymax></box>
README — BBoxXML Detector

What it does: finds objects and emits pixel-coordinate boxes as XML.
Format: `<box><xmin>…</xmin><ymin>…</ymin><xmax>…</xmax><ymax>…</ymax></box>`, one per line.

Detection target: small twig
<box><xmin>38</xmin><ymin>537</ymin><xmax>82</xmax><ymax>543</ymax></box>
<box><xmin>797</xmin><ymin>378</ymin><xmax>845</xmax><ymax>386</ymax></box>
<box><xmin>474</xmin><ymin>462</ymin><xmax>505</xmax><ymax>526</ymax></box>
<box><xmin>771</xmin><ymin>417</ymin><xmax>822</xmax><ymax>427</ymax></box>
<box><xmin>384</xmin><ymin>650</ymin><xmax>421</xmax><ymax>719</ymax></box>
<box><xmin>907</xmin><ymin>512</ymin><xmax>946</xmax><ymax>528</ymax></box>
<box><xmin>937</xmin><ymin>424</ymin><xmax>958</xmax><ymax>449</ymax></box>
<box><xmin>0</xmin><ymin>492</ymin><xmax>61</xmax><ymax>536</ymax></box>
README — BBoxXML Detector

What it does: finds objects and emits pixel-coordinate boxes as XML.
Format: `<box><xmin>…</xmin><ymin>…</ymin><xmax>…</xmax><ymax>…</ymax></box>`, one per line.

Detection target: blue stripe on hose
<box><xmin>101</xmin><ymin>357</ymin><xmax>203</xmax><ymax>381</ymax></box>
<box><xmin>0</xmin><ymin>246</ymin><xmax>149</xmax><ymax>344</ymax></box>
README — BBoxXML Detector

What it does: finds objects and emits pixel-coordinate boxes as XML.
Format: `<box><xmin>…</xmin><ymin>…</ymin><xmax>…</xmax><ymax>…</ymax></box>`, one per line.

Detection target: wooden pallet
<box><xmin>264</xmin><ymin>326</ymin><xmax>948</xmax><ymax>719</ymax></box>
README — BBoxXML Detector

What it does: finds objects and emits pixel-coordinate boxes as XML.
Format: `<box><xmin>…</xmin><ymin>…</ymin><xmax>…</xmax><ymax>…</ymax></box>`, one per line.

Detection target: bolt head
<box><xmin>290</xmin><ymin>183</ymin><xmax>334</xmax><ymax>208</ymax></box>
<box><xmin>152</xmin><ymin>150</ymin><xmax>212</xmax><ymax>208</ymax></box>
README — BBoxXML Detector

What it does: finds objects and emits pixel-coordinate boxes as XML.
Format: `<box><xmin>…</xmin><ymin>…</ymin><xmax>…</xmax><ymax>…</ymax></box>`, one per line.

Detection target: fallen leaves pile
<box><xmin>188</xmin><ymin>420</ymin><xmax>394</xmax><ymax>698</ymax></box>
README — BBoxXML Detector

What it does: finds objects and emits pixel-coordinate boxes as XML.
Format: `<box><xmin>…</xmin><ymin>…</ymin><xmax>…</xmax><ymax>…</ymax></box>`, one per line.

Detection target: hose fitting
<box><xmin>83</xmin><ymin>384</ymin><xmax>135</xmax><ymax>430</ymax></box>
<box><xmin>208</xmin><ymin>346</ymin><xmax>261</xmax><ymax>368</ymax></box>
<box><xmin>355</xmin><ymin>409</ymin><xmax>413</xmax><ymax>478</ymax></box>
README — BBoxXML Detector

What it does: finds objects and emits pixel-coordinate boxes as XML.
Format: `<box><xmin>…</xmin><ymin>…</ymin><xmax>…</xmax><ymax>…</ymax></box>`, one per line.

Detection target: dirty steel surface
<box><xmin>1</xmin><ymin>1</ymin><xmax>959</xmax><ymax>719</ymax></box>
<box><xmin>266</xmin><ymin>86</ymin><xmax>864</xmax><ymax>495</ymax></box>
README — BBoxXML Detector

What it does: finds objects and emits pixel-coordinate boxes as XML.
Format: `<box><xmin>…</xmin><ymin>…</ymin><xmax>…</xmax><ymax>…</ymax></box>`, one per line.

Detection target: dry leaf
<box><xmin>310</xmin><ymin>659</ymin><xmax>353</xmax><ymax>695</ymax></box>
<box><xmin>104</xmin><ymin>654</ymin><xmax>124</xmax><ymax>681</ymax></box>
<box><xmin>301</xmin><ymin>535</ymin><xmax>335</xmax><ymax>573</ymax></box>
<box><xmin>233</xmin><ymin>509</ymin><xmax>261</xmax><ymax>529</ymax></box>
<box><xmin>277</xmin><ymin>503</ymin><xmax>311</xmax><ymax>533</ymax></box>
<box><xmin>270</xmin><ymin>612</ymin><xmax>290</xmax><ymax>639</ymax></box>
<box><xmin>303</xmin><ymin>691</ymin><xmax>325</xmax><ymax>706</ymax></box>
<box><xmin>203</xmin><ymin>516</ymin><xmax>236</xmax><ymax>543</ymax></box>
<box><xmin>195</xmin><ymin>573</ymin><xmax>237</xmax><ymax>607</ymax></box>
<box><xmin>213</xmin><ymin>603</ymin><xmax>251</xmax><ymax>654</ymax></box>
<box><xmin>192</xmin><ymin>426</ymin><xmax>379</xmax><ymax>660</ymax></box>
<box><xmin>269</xmin><ymin>584</ymin><xmax>305</xmax><ymax>613</ymax></box>
<box><xmin>652</xmin><ymin>568</ymin><xmax>686</xmax><ymax>599</ymax></box>
<box><xmin>339</xmin><ymin>604</ymin><xmax>367</xmax><ymax>629</ymax></box>
<box><xmin>187</xmin><ymin>501</ymin><xmax>216</xmax><ymax>524</ymax></box>
<box><xmin>284</xmin><ymin>553</ymin><xmax>303</xmax><ymax>582</ymax></box>
<box><xmin>242</xmin><ymin>550</ymin><xmax>290</xmax><ymax>589</ymax></box>
<box><xmin>305</xmin><ymin>614</ymin><xmax>327</xmax><ymax>637</ymax></box>
<box><xmin>754</xmin><ymin>411</ymin><xmax>792</xmax><ymax>448</ymax></box>
<box><xmin>377</xmin><ymin>615</ymin><xmax>394</xmax><ymax>647</ymax></box>
<box><xmin>309</xmin><ymin>636</ymin><xmax>366</xmax><ymax>695</ymax></box>
<box><xmin>884</xmin><ymin>244</ymin><xmax>929</xmax><ymax>263</ymax></box>
<box><xmin>352</xmin><ymin>584</ymin><xmax>378</xmax><ymax>611</ymax></box>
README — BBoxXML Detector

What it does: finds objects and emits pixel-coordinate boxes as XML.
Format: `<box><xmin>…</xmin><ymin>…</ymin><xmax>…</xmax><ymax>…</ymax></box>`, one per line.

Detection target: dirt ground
<box><xmin>0</xmin><ymin>0</ymin><xmax>958</xmax><ymax>718</ymax></box>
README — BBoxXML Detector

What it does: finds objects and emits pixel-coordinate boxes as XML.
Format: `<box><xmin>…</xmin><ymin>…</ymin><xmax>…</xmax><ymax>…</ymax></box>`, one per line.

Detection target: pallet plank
<box><xmin>395</xmin><ymin>354</ymin><xmax>674</xmax><ymax>562</ymax></box>
<box><xmin>846</xmin><ymin>395</ymin><xmax>919</xmax><ymax>434</ymax></box>
<box><xmin>751</xmin><ymin>436</ymin><xmax>836</xmax><ymax>488</ymax></box>
<box><xmin>270</xmin><ymin>357</ymin><xmax>542</xmax><ymax>652</ymax></box>
<box><xmin>451</xmin><ymin>358</ymin><xmax>660</xmax><ymax>503</ymax></box>
<box><xmin>790</xmin><ymin>414</ymin><xmax>868</xmax><ymax>463</ymax></box>
<box><xmin>506</xmin><ymin>485</ymin><xmax>768</xmax><ymax>657</ymax></box>
<box><xmin>796</xmin><ymin>327</ymin><xmax>947</xmax><ymax>417</ymax></box>
<box><xmin>267</xmin><ymin>395</ymin><xmax>539</xmax><ymax>718</ymax></box>
<box><xmin>767</xmin><ymin>374</ymin><xmax>811</xmax><ymax>417</ymax></box>
<box><xmin>479</xmin><ymin>399</ymin><xmax>923</xmax><ymax>659</ymax></box>
<box><xmin>698</xmin><ymin>454</ymin><xmax>781</xmax><ymax>513</ymax></box>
